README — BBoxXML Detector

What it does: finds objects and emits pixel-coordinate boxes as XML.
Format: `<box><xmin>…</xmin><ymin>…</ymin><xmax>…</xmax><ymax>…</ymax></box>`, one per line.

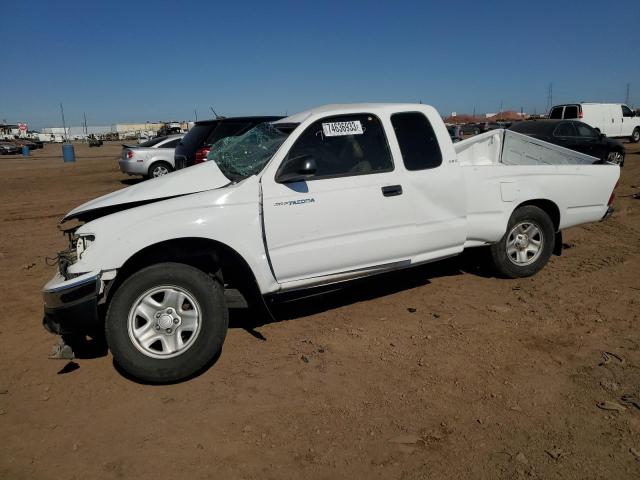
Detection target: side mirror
<box><xmin>599</xmin><ymin>133</ymin><xmax>606</xmax><ymax>140</ymax></box>
<box><xmin>276</xmin><ymin>154</ymin><xmax>317</xmax><ymax>183</ymax></box>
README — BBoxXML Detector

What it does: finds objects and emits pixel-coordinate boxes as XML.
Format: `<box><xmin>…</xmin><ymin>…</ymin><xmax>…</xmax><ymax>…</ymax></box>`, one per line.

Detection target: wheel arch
<box><xmin>512</xmin><ymin>199</ymin><xmax>562</xmax><ymax>255</ymax></box>
<box><xmin>105</xmin><ymin>237</ymin><xmax>265</xmax><ymax>313</ymax></box>
<box><xmin>513</xmin><ymin>199</ymin><xmax>560</xmax><ymax>231</ymax></box>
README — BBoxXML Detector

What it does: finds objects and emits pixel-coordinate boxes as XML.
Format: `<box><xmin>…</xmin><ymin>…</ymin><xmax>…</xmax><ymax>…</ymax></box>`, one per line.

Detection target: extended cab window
<box><xmin>563</xmin><ymin>106</ymin><xmax>579</xmax><ymax>119</ymax></box>
<box><xmin>391</xmin><ymin>112</ymin><xmax>442</xmax><ymax>170</ymax></box>
<box><xmin>286</xmin><ymin>114</ymin><xmax>393</xmax><ymax>179</ymax></box>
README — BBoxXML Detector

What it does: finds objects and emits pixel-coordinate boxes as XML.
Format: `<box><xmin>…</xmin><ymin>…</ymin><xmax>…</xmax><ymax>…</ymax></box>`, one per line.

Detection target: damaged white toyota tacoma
<box><xmin>43</xmin><ymin>104</ymin><xmax>619</xmax><ymax>382</ymax></box>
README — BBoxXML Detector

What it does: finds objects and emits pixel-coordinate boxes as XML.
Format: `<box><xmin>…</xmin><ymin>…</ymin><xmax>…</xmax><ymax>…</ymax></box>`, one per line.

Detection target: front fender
<box><xmin>69</xmin><ymin>177</ymin><xmax>278</xmax><ymax>294</ymax></box>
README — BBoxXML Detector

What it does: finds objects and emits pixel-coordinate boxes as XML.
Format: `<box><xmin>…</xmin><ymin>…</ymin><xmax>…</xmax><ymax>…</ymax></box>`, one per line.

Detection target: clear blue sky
<box><xmin>1</xmin><ymin>0</ymin><xmax>638</xmax><ymax>128</ymax></box>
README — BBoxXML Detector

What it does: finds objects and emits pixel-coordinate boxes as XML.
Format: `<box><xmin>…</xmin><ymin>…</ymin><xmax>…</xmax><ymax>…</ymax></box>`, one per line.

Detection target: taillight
<box><xmin>195</xmin><ymin>147</ymin><xmax>210</xmax><ymax>164</ymax></box>
<box><xmin>579</xmin><ymin>106</ymin><xmax>583</xmax><ymax>119</ymax></box>
<box><xmin>127</xmin><ymin>150</ymin><xmax>134</xmax><ymax>159</ymax></box>
<box><xmin>608</xmin><ymin>181</ymin><xmax>619</xmax><ymax>206</ymax></box>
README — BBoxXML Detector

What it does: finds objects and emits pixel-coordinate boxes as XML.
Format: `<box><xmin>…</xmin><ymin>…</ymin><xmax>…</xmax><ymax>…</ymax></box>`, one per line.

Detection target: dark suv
<box><xmin>174</xmin><ymin>116</ymin><xmax>282</xmax><ymax>170</ymax></box>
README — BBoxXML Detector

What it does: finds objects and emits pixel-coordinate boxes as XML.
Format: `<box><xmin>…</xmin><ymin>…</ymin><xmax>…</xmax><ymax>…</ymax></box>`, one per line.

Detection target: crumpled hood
<box><xmin>64</xmin><ymin>161</ymin><xmax>231</xmax><ymax>222</ymax></box>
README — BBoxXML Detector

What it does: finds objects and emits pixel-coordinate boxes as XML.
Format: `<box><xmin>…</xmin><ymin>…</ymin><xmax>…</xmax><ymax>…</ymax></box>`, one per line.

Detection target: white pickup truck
<box><xmin>43</xmin><ymin>103</ymin><xmax>619</xmax><ymax>382</ymax></box>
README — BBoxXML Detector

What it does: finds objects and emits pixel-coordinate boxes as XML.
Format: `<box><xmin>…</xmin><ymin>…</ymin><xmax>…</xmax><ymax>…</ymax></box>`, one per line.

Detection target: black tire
<box><xmin>147</xmin><ymin>161</ymin><xmax>172</xmax><ymax>179</ymax></box>
<box><xmin>489</xmin><ymin>206</ymin><xmax>555</xmax><ymax>279</ymax></box>
<box><xmin>474</xmin><ymin>128</ymin><xmax>480</xmax><ymax>135</ymax></box>
<box><xmin>607</xmin><ymin>150</ymin><xmax>625</xmax><ymax>167</ymax></box>
<box><xmin>105</xmin><ymin>262</ymin><xmax>228</xmax><ymax>383</ymax></box>
<box><xmin>631</xmin><ymin>128</ymin><xmax>640</xmax><ymax>144</ymax></box>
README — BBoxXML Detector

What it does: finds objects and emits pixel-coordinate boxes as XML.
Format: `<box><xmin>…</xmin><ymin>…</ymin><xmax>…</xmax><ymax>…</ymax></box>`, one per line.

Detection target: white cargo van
<box><xmin>549</xmin><ymin>103</ymin><xmax>640</xmax><ymax>142</ymax></box>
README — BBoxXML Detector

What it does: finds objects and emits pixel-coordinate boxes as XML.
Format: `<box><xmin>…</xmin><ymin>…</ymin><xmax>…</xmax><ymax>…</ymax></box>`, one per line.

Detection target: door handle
<box><xmin>382</xmin><ymin>185</ymin><xmax>403</xmax><ymax>197</ymax></box>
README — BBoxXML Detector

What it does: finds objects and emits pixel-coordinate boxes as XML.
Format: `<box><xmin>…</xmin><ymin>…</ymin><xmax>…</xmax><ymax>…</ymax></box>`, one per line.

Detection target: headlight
<box><xmin>76</xmin><ymin>234</ymin><xmax>95</xmax><ymax>258</ymax></box>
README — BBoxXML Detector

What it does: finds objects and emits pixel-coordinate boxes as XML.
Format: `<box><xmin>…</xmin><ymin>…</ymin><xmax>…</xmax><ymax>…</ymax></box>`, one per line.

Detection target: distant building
<box><xmin>41</xmin><ymin>126</ymin><xmax>112</xmax><ymax>139</ymax></box>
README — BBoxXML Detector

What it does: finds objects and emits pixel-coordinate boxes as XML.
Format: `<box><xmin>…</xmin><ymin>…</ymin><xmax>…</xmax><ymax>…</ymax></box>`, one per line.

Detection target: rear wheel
<box><xmin>106</xmin><ymin>263</ymin><xmax>228</xmax><ymax>383</ymax></box>
<box><xmin>489</xmin><ymin>206</ymin><xmax>555</xmax><ymax>278</ymax></box>
<box><xmin>148</xmin><ymin>161</ymin><xmax>172</xmax><ymax>178</ymax></box>
<box><xmin>631</xmin><ymin>128</ymin><xmax>640</xmax><ymax>144</ymax></box>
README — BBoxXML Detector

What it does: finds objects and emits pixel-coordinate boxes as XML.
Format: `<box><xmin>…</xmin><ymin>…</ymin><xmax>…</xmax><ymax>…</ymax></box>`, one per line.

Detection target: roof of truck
<box><xmin>195</xmin><ymin>116</ymin><xmax>283</xmax><ymax>126</ymax></box>
<box><xmin>275</xmin><ymin>103</ymin><xmax>436</xmax><ymax>124</ymax></box>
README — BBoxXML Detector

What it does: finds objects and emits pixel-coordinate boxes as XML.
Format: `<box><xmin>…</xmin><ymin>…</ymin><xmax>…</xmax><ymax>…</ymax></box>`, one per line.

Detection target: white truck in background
<box><xmin>549</xmin><ymin>103</ymin><xmax>640</xmax><ymax>142</ymax></box>
<box><xmin>42</xmin><ymin>103</ymin><xmax>619</xmax><ymax>382</ymax></box>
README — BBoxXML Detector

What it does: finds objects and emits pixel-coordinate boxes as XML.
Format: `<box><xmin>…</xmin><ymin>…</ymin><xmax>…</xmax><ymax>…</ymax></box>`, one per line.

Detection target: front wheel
<box><xmin>631</xmin><ymin>128</ymin><xmax>640</xmax><ymax>144</ymax></box>
<box><xmin>106</xmin><ymin>263</ymin><xmax>228</xmax><ymax>383</ymax></box>
<box><xmin>489</xmin><ymin>206</ymin><xmax>555</xmax><ymax>278</ymax></box>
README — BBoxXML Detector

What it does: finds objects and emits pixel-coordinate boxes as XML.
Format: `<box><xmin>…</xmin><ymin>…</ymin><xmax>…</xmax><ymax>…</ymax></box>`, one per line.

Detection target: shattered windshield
<box><xmin>207</xmin><ymin>123</ymin><xmax>289</xmax><ymax>181</ymax></box>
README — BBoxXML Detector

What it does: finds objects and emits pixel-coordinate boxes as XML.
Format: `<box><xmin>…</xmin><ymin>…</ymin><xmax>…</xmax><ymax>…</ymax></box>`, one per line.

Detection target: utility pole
<box><xmin>83</xmin><ymin>112</ymin><xmax>88</xmax><ymax>137</ymax></box>
<box><xmin>60</xmin><ymin>102</ymin><xmax>67</xmax><ymax>141</ymax></box>
<box><xmin>546</xmin><ymin>83</ymin><xmax>553</xmax><ymax>111</ymax></box>
<box><xmin>194</xmin><ymin>108</ymin><xmax>198</xmax><ymax>122</ymax></box>
<box><xmin>625</xmin><ymin>83</ymin><xmax>630</xmax><ymax>105</ymax></box>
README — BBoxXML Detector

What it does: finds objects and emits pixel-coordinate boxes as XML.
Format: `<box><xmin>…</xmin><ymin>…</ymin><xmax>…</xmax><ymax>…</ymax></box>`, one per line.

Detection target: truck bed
<box><xmin>453</xmin><ymin>129</ymin><xmax>619</xmax><ymax>248</ymax></box>
<box><xmin>454</xmin><ymin>129</ymin><xmax>598</xmax><ymax>166</ymax></box>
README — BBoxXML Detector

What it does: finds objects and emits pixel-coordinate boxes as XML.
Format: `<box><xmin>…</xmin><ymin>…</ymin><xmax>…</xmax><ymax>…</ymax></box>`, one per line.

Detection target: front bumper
<box><xmin>42</xmin><ymin>272</ymin><xmax>101</xmax><ymax>336</ymax></box>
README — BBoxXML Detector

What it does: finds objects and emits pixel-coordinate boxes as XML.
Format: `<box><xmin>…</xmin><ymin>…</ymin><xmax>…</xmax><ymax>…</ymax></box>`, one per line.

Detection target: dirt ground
<box><xmin>1</xmin><ymin>140</ymin><xmax>639</xmax><ymax>479</ymax></box>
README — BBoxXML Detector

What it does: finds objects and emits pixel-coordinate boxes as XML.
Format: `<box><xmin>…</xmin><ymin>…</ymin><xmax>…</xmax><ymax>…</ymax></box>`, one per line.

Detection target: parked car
<box><xmin>0</xmin><ymin>142</ymin><xmax>21</xmax><ymax>154</ymax></box>
<box><xmin>549</xmin><ymin>103</ymin><xmax>640</xmax><ymax>143</ymax></box>
<box><xmin>459</xmin><ymin>123</ymin><xmax>481</xmax><ymax>135</ymax></box>
<box><xmin>88</xmin><ymin>135</ymin><xmax>103</xmax><ymax>147</ymax></box>
<box><xmin>509</xmin><ymin>120</ymin><xmax>626</xmax><ymax>166</ymax></box>
<box><xmin>119</xmin><ymin>134</ymin><xmax>184</xmax><ymax>179</ymax></box>
<box><xmin>26</xmin><ymin>138</ymin><xmax>44</xmax><ymax>149</ymax></box>
<box><xmin>43</xmin><ymin>103</ymin><xmax>620</xmax><ymax>382</ymax></box>
<box><xmin>174</xmin><ymin>116</ymin><xmax>283</xmax><ymax>170</ymax></box>
<box><xmin>11</xmin><ymin>138</ymin><xmax>40</xmax><ymax>150</ymax></box>
<box><xmin>447</xmin><ymin>125</ymin><xmax>463</xmax><ymax>142</ymax></box>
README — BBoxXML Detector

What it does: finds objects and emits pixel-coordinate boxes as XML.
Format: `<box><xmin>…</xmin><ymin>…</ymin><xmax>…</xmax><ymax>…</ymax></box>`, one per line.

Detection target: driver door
<box><xmin>261</xmin><ymin>114</ymin><xmax>416</xmax><ymax>284</ymax></box>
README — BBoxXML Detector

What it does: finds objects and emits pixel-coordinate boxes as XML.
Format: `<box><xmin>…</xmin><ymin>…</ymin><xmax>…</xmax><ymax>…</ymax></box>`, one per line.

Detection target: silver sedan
<box><xmin>119</xmin><ymin>134</ymin><xmax>184</xmax><ymax>179</ymax></box>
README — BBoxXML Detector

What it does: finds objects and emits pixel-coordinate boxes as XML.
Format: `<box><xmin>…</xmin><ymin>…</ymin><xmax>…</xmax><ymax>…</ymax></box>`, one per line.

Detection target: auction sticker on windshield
<box><xmin>322</xmin><ymin>121</ymin><xmax>363</xmax><ymax>137</ymax></box>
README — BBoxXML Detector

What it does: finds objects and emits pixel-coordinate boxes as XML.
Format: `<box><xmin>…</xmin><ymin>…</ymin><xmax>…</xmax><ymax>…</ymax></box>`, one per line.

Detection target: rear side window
<box><xmin>391</xmin><ymin>112</ymin><xmax>442</xmax><ymax>170</ymax></box>
<box><xmin>549</xmin><ymin>107</ymin><xmax>563</xmax><ymax>119</ymax></box>
<box><xmin>206</xmin><ymin>122</ymin><xmax>252</xmax><ymax>146</ymax></box>
<box><xmin>178</xmin><ymin>124</ymin><xmax>215</xmax><ymax>152</ymax></box>
<box><xmin>575</xmin><ymin>122</ymin><xmax>596</xmax><ymax>137</ymax></box>
<box><xmin>554</xmin><ymin>122</ymin><xmax>577</xmax><ymax>137</ymax></box>
<box><xmin>286</xmin><ymin>114</ymin><xmax>393</xmax><ymax>179</ymax></box>
<box><xmin>139</xmin><ymin>136</ymin><xmax>167</xmax><ymax>147</ymax></box>
<box><xmin>159</xmin><ymin>138</ymin><xmax>180</xmax><ymax>148</ymax></box>
<box><xmin>622</xmin><ymin>105</ymin><xmax>634</xmax><ymax>117</ymax></box>
<box><xmin>563</xmin><ymin>106</ymin><xmax>579</xmax><ymax>119</ymax></box>
<box><xmin>553</xmin><ymin>122</ymin><xmax>576</xmax><ymax>137</ymax></box>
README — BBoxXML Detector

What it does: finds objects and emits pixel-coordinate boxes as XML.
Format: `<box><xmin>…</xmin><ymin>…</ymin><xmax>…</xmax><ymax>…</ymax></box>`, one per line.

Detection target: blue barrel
<box><xmin>22</xmin><ymin>145</ymin><xmax>30</xmax><ymax>156</ymax></box>
<box><xmin>62</xmin><ymin>143</ymin><xmax>75</xmax><ymax>163</ymax></box>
